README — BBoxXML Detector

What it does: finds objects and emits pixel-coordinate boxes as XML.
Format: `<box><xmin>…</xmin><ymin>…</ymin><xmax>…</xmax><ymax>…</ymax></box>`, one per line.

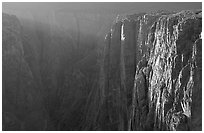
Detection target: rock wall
<box><xmin>99</xmin><ymin>10</ymin><xmax>202</xmax><ymax>131</ymax></box>
<box><xmin>2</xmin><ymin>12</ymin><xmax>101</xmax><ymax>131</ymax></box>
<box><xmin>2</xmin><ymin>9</ymin><xmax>202</xmax><ymax>131</ymax></box>
<box><xmin>2</xmin><ymin>13</ymin><xmax>46</xmax><ymax>130</ymax></box>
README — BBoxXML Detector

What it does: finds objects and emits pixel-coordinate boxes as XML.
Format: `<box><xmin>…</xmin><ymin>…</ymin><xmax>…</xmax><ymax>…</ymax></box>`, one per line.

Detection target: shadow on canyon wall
<box><xmin>2</xmin><ymin>3</ymin><xmax>202</xmax><ymax>131</ymax></box>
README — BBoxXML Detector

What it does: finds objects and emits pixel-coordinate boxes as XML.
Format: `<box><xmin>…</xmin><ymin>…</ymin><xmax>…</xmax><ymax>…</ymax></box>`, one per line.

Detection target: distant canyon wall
<box><xmin>2</xmin><ymin>12</ymin><xmax>110</xmax><ymax>130</ymax></box>
<box><xmin>2</xmin><ymin>9</ymin><xmax>202</xmax><ymax>131</ymax></box>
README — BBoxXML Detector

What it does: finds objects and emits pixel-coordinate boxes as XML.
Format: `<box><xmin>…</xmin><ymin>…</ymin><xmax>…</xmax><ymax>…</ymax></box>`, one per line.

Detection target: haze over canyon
<box><xmin>2</xmin><ymin>2</ymin><xmax>202</xmax><ymax>131</ymax></box>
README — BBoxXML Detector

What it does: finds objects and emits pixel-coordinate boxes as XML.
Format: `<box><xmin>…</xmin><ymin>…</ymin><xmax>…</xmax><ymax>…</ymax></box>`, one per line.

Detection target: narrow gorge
<box><xmin>2</xmin><ymin>4</ymin><xmax>202</xmax><ymax>131</ymax></box>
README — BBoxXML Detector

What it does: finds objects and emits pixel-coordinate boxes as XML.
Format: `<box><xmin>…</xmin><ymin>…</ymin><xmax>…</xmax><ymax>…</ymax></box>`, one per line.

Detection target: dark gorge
<box><xmin>2</xmin><ymin>3</ymin><xmax>202</xmax><ymax>131</ymax></box>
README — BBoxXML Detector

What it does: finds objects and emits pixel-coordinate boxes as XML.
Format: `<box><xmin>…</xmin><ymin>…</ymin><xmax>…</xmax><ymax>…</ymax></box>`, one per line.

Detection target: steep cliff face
<box><xmin>2</xmin><ymin>9</ymin><xmax>202</xmax><ymax>131</ymax></box>
<box><xmin>99</xmin><ymin>10</ymin><xmax>202</xmax><ymax>131</ymax></box>
<box><xmin>2</xmin><ymin>13</ymin><xmax>102</xmax><ymax>131</ymax></box>
<box><xmin>2</xmin><ymin>13</ymin><xmax>46</xmax><ymax>130</ymax></box>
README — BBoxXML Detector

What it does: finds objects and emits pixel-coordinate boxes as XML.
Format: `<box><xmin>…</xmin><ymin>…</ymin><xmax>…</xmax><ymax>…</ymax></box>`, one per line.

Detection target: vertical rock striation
<box><xmin>2</xmin><ymin>9</ymin><xmax>202</xmax><ymax>131</ymax></box>
<box><xmin>2</xmin><ymin>12</ymin><xmax>102</xmax><ymax>131</ymax></box>
<box><xmin>2</xmin><ymin>13</ymin><xmax>46</xmax><ymax>131</ymax></box>
<box><xmin>100</xmin><ymin>10</ymin><xmax>202</xmax><ymax>131</ymax></box>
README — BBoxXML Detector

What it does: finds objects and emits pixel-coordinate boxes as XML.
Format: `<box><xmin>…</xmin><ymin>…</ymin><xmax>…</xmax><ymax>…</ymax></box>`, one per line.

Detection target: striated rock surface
<box><xmin>2</xmin><ymin>9</ymin><xmax>202</xmax><ymax>131</ymax></box>
<box><xmin>97</xmin><ymin>10</ymin><xmax>202</xmax><ymax>131</ymax></box>
<box><xmin>2</xmin><ymin>13</ymin><xmax>46</xmax><ymax>130</ymax></box>
<box><xmin>2</xmin><ymin>12</ymin><xmax>102</xmax><ymax>131</ymax></box>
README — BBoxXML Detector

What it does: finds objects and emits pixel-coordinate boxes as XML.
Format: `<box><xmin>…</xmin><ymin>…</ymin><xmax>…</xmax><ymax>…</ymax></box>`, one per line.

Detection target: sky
<box><xmin>3</xmin><ymin>2</ymin><xmax>202</xmax><ymax>14</ymax></box>
<box><xmin>2</xmin><ymin>2</ymin><xmax>202</xmax><ymax>37</ymax></box>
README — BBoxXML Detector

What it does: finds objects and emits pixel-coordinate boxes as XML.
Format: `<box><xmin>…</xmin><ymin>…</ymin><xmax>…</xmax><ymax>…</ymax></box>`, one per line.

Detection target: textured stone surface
<box><xmin>2</xmin><ymin>9</ymin><xmax>202</xmax><ymax>131</ymax></box>
<box><xmin>99</xmin><ymin>10</ymin><xmax>202</xmax><ymax>131</ymax></box>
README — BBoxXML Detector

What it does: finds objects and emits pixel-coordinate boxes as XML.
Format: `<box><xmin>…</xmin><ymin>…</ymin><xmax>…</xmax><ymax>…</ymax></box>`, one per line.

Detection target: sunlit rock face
<box><xmin>100</xmin><ymin>10</ymin><xmax>202</xmax><ymax>131</ymax></box>
<box><xmin>2</xmin><ymin>9</ymin><xmax>202</xmax><ymax>131</ymax></box>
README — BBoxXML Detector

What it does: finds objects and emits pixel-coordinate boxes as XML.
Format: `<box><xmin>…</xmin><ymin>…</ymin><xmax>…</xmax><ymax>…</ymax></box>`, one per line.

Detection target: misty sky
<box><xmin>2</xmin><ymin>2</ymin><xmax>202</xmax><ymax>38</ymax></box>
<box><xmin>3</xmin><ymin>2</ymin><xmax>202</xmax><ymax>14</ymax></box>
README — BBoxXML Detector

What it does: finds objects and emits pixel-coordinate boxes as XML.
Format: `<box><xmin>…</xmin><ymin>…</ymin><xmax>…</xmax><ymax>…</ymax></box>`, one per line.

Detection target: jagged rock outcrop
<box><xmin>98</xmin><ymin>10</ymin><xmax>202</xmax><ymax>131</ymax></box>
<box><xmin>2</xmin><ymin>9</ymin><xmax>202</xmax><ymax>131</ymax></box>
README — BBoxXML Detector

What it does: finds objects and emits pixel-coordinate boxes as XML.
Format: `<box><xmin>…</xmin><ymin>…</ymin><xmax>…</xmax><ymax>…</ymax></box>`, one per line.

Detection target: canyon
<box><xmin>2</xmin><ymin>9</ymin><xmax>202</xmax><ymax>131</ymax></box>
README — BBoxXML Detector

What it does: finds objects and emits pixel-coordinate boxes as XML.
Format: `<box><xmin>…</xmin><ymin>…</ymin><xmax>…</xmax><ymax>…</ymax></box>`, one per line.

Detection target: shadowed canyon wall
<box><xmin>2</xmin><ymin>9</ymin><xmax>202</xmax><ymax>131</ymax></box>
<box><xmin>2</xmin><ymin>12</ymin><xmax>108</xmax><ymax>130</ymax></box>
